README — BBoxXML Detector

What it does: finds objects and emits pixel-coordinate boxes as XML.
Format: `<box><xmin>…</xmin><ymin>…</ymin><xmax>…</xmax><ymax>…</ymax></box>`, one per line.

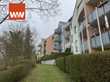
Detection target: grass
<box><xmin>21</xmin><ymin>64</ymin><xmax>72</xmax><ymax>82</ymax></box>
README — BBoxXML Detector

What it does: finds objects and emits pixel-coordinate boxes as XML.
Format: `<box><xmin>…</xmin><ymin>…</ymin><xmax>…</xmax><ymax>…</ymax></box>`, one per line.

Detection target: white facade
<box><xmin>71</xmin><ymin>1</ymin><xmax>82</xmax><ymax>54</ymax></box>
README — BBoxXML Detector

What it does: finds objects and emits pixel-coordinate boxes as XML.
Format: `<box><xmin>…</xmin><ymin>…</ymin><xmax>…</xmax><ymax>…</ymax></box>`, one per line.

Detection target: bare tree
<box><xmin>27</xmin><ymin>0</ymin><xmax>59</xmax><ymax>16</ymax></box>
<box><xmin>0</xmin><ymin>0</ymin><xmax>60</xmax><ymax>24</ymax></box>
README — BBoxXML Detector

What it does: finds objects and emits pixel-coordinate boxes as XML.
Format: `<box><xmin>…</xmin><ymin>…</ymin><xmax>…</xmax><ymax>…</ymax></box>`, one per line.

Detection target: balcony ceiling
<box><xmin>87</xmin><ymin>0</ymin><xmax>105</xmax><ymax>6</ymax></box>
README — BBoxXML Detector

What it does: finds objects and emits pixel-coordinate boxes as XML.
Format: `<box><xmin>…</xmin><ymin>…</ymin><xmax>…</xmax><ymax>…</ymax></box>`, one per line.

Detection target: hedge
<box><xmin>56</xmin><ymin>57</ymin><xmax>65</xmax><ymax>71</ymax></box>
<box><xmin>41</xmin><ymin>53</ymin><xmax>72</xmax><ymax>61</ymax></box>
<box><xmin>0</xmin><ymin>60</ymin><xmax>35</xmax><ymax>82</ymax></box>
<box><xmin>56</xmin><ymin>52</ymin><xmax>110</xmax><ymax>82</ymax></box>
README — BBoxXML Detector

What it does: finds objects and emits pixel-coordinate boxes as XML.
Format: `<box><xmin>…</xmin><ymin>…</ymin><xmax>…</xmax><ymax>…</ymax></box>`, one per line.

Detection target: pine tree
<box><xmin>24</xmin><ymin>27</ymin><xmax>34</xmax><ymax>59</ymax></box>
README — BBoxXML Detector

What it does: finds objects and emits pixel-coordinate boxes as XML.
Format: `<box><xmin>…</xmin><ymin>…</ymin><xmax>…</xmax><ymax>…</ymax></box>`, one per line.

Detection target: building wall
<box><xmin>71</xmin><ymin>0</ymin><xmax>110</xmax><ymax>54</ymax></box>
<box><xmin>53</xmin><ymin>21</ymin><xmax>66</xmax><ymax>53</ymax></box>
<box><xmin>63</xmin><ymin>22</ymin><xmax>72</xmax><ymax>52</ymax></box>
<box><xmin>71</xmin><ymin>1</ymin><xmax>82</xmax><ymax>54</ymax></box>
<box><xmin>71</xmin><ymin>0</ymin><xmax>96</xmax><ymax>54</ymax></box>
<box><xmin>45</xmin><ymin>36</ymin><xmax>54</xmax><ymax>55</ymax></box>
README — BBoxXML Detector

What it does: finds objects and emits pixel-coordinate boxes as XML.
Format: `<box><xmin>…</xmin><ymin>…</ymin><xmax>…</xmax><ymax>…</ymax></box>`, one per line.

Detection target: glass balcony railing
<box><xmin>65</xmin><ymin>42</ymin><xmax>71</xmax><ymax>49</ymax></box>
<box><xmin>88</xmin><ymin>1</ymin><xmax>110</xmax><ymax>24</ymax></box>
<box><xmin>102</xmin><ymin>31</ymin><xmax>110</xmax><ymax>45</ymax></box>
<box><xmin>54</xmin><ymin>38</ymin><xmax>61</xmax><ymax>42</ymax></box>
<box><xmin>53</xmin><ymin>35</ymin><xmax>61</xmax><ymax>42</ymax></box>
<box><xmin>83</xmin><ymin>41</ymin><xmax>88</xmax><ymax>51</ymax></box>
<box><xmin>91</xmin><ymin>31</ymin><xmax>110</xmax><ymax>48</ymax></box>
<box><xmin>53</xmin><ymin>44</ymin><xmax>61</xmax><ymax>50</ymax></box>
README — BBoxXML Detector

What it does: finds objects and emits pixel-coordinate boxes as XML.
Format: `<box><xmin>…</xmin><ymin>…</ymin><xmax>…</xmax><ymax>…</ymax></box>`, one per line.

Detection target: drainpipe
<box><xmin>83</xmin><ymin>0</ymin><xmax>92</xmax><ymax>53</ymax></box>
<box><xmin>96</xmin><ymin>7</ymin><xmax>104</xmax><ymax>52</ymax></box>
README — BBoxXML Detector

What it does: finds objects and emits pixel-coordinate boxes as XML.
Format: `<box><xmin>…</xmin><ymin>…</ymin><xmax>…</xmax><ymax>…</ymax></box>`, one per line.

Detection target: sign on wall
<box><xmin>9</xmin><ymin>2</ymin><xmax>25</xmax><ymax>20</ymax></box>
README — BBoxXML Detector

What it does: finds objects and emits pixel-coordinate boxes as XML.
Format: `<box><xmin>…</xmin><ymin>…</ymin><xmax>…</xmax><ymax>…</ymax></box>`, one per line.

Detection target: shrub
<box><xmin>0</xmin><ymin>65</ymin><xmax>6</xmax><ymax>71</ymax></box>
<box><xmin>56</xmin><ymin>55</ymin><xmax>81</xmax><ymax>82</ymax></box>
<box><xmin>41</xmin><ymin>54</ymin><xmax>66</xmax><ymax>61</ymax></box>
<box><xmin>56</xmin><ymin>57</ymin><xmax>65</xmax><ymax>71</ymax></box>
<box><xmin>56</xmin><ymin>52</ymin><xmax>110</xmax><ymax>82</ymax></box>
<box><xmin>65</xmin><ymin>55</ymin><xmax>81</xmax><ymax>82</ymax></box>
<box><xmin>41</xmin><ymin>52</ymin><xmax>73</xmax><ymax>62</ymax></box>
<box><xmin>80</xmin><ymin>53</ymin><xmax>110</xmax><ymax>82</ymax></box>
<box><xmin>0</xmin><ymin>60</ymin><xmax>34</xmax><ymax>82</ymax></box>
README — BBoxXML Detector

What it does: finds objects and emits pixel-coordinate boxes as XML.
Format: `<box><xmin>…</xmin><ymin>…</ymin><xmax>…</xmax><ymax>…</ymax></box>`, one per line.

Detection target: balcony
<box><xmin>64</xmin><ymin>31</ymin><xmax>70</xmax><ymax>40</ymax></box>
<box><xmin>91</xmin><ymin>31</ymin><xmax>110</xmax><ymax>48</ymax></box>
<box><xmin>86</xmin><ymin>0</ymin><xmax>95</xmax><ymax>2</ymax></box>
<box><xmin>88</xmin><ymin>1</ymin><xmax>110</xmax><ymax>27</ymax></box>
<box><xmin>86</xmin><ymin>0</ymin><xmax>97</xmax><ymax>6</ymax></box>
<box><xmin>53</xmin><ymin>43</ymin><xmax>61</xmax><ymax>52</ymax></box>
<box><xmin>81</xmin><ymin>41</ymin><xmax>88</xmax><ymax>52</ymax></box>
<box><xmin>53</xmin><ymin>35</ymin><xmax>61</xmax><ymax>42</ymax></box>
<box><xmin>86</xmin><ymin>0</ymin><xmax>109</xmax><ymax>5</ymax></box>
<box><xmin>55</xmin><ymin>28</ymin><xmax>61</xmax><ymax>35</ymax></box>
<box><xmin>54</xmin><ymin>37</ymin><xmax>61</xmax><ymax>42</ymax></box>
<box><xmin>79</xmin><ymin>20</ymin><xmax>86</xmax><ymax>32</ymax></box>
<box><xmin>64</xmin><ymin>42</ymin><xmax>71</xmax><ymax>50</ymax></box>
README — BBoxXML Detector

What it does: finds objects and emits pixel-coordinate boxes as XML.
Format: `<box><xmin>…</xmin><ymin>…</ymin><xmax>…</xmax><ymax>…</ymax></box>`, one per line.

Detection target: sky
<box><xmin>0</xmin><ymin>0</ymin><xmax>76</xmax><ymax>40</ymax></box>
<box><xmin>28</xmin><ymin>0</ymin><xmax>76</xmax><ymax>39</ymax></box>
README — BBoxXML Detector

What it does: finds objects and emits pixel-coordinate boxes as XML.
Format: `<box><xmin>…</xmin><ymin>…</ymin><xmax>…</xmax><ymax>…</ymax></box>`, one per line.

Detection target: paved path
<box><xmin>21</xmin><ymin>64</ymin><xmax>72</xmax><ymax>82</ymax></box>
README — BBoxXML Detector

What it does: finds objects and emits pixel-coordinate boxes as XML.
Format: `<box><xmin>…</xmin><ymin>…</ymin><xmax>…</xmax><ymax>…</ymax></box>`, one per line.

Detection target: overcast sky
<box><xmin>29</xmin><ymin>0</ymin><xmax>76</xmax><ymax>39</ymax></box>
<box><xmin>0</xmin><ymin>0</ymin><xmax>76</xmax><ymax>40</ymax></box>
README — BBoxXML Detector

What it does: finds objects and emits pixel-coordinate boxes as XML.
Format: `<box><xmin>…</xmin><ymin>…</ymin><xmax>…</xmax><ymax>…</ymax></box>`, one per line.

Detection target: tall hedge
<box><xmin>56</xmin><ymin>52</ymin><xmax>110</xmax><ymax>82</ymax></box>
<box><xmin>56</xmin><ymin>57</ymin><xmax>65</xmax><ymax>71</ymax></box>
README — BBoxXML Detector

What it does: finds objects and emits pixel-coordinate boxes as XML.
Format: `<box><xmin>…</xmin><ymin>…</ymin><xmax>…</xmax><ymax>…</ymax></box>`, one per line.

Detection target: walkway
<box><xmin>21</xmin><ymin>64</ymin><xmax>72</xmax><ymax>82</ymax></box>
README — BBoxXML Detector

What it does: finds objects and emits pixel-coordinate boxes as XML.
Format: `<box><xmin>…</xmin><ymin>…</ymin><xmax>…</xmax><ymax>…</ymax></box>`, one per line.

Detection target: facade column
<box><xmin>83</xmin><ymin>0</ymin><xmax>92</xmax><ymax>53</ymax></box>
<box><xmin>96</xmin><ymin>7</ymin><xmax>104</xmax><ymax>52</ymax></box>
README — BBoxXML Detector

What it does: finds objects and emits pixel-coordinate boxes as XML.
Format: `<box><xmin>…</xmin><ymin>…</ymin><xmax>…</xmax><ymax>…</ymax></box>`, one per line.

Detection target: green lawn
<box><xmin>21</xmin><ymin>64</ymin><xmax>72</xmax><ymax>82</ymax></box>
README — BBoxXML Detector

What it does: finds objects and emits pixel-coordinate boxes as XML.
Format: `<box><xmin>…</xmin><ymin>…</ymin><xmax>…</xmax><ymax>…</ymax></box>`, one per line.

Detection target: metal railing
<box><xmin>88</xmin><ymin>1</ymin><xmax>110</xmax><ymax>23</ymax></box>
<box><xmin>91</xmin><ymin>31</ymin><xmax>110</xmax><ymax>48</ymax></box>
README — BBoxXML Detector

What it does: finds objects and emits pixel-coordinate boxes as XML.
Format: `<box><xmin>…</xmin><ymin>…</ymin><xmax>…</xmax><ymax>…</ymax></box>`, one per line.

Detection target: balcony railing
<box><xmin>64</xmin><ymin>42</ymin><xmax>71</xmax><ymax>49</ymax></box>
<box><xmin>64</xmin><ymin>31</ymin><xmax>70</xmax><ymax>38</ymax></box>
<box><xmin>81</xmin><ymin>41</ymin><xmax>88</xmax><ymax>52</ymax></box>
<box><xmin>54</xmin><ymin>38</ymin><xmax>61</xmax><ymax>42</ymax></box>
<box><xmin>91</xmin><ymin>31</ymin><xmax>110</xmax><ymax>48</ymax></box>
<box><xmin>88</xmin><ymin>1</ymin><xmax>110</xmax><ymax>24</ymax></box>
<box><xmin>53</xmin><ymin>44</ymin><xmax>61</xmax><ymax>50</ymax></box>
<box><xmin>53</xmin><ymin>35</ymin><xmax>61</xmax><ymax>42</ymax></box>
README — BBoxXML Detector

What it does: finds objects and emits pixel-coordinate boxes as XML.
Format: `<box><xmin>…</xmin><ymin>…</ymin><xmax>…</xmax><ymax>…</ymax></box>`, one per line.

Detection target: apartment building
<box><xmin>38</xmin><ymin>36</ymin><xmax>54</xmax><ymax>55</ymax></box>
<box><xmin>63</xmin><ymin>18</ymin><xmax>72</xmax><ymax>52</ymax></box>
<box><xmin>53</xmin><ymin>21</ymin><xmax>66</xmax><ymax>53</ymax></box>
<box><xmin>71</xmin><ymin>0</ymin><xmax>110</xmax><ymax>54</ymax></box>
<box><xmin>45</xmin><ymin>36</ymin><xmax>54</xmax><ymax>55</ymax></box>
